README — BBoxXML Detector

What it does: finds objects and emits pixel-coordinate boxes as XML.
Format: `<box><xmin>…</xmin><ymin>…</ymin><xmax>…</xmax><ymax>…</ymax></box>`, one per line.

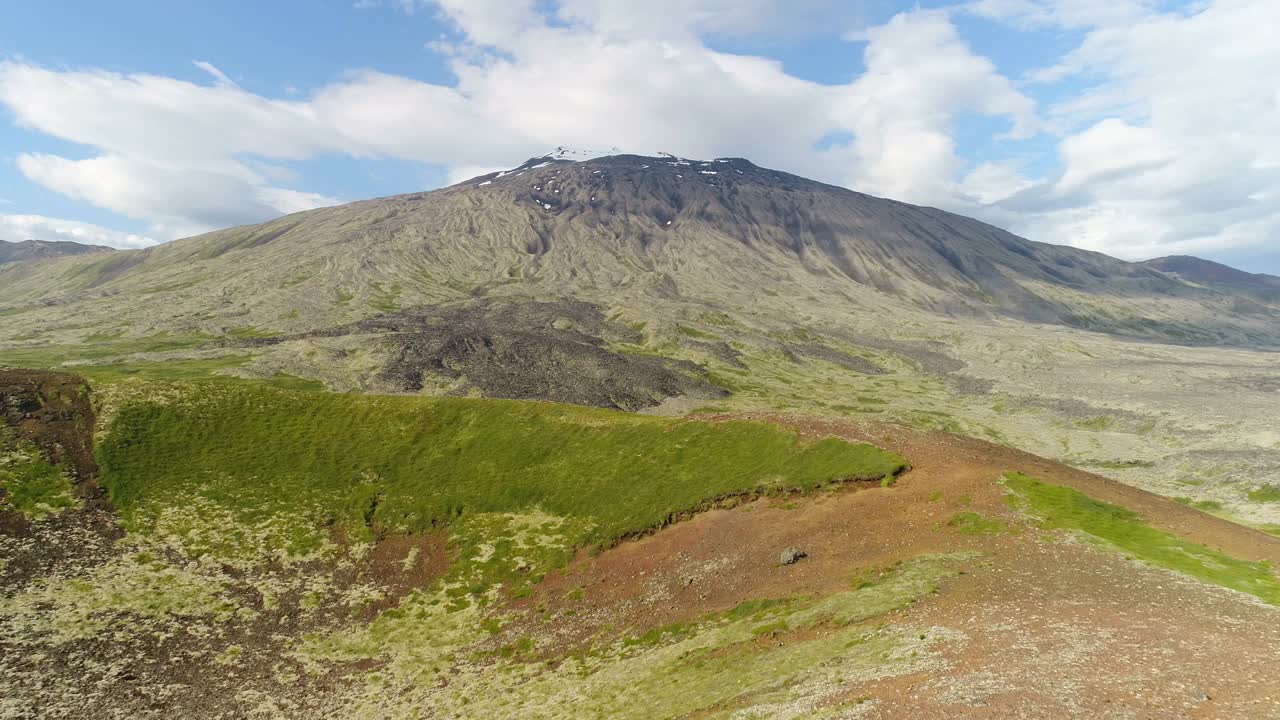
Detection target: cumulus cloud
<box><xmin>15</xmin><ymin>153</ymin><xmax>337</xmax><ymax>239</ymax></box>
<box><xmin>0</xmin><ymin>214</ymin><xmax>156</xmax><ymax>249</ymax></box>
<box><xmin>0</xmin><ymin>2</ymin><xmax>1035</xmax><ymax>243</ymax></box>
<box><xmin>0</xmin><ymin>61</ymin><xmax>342</xmax><ymax>239</ymax></box>
<box><xmin>827</xmin><ymin>9</ymin><xmax>1037</xmax><ymax>204</ymax></box>
<box><xmin>0</xmin><ymin>0</ymin><xmax>1273</xmax><ymax>268</ymax></box>
<box><xmin>964</xmin><ymin>0</ymin><xmax>1280</xmax><ymax>261</ymax></box>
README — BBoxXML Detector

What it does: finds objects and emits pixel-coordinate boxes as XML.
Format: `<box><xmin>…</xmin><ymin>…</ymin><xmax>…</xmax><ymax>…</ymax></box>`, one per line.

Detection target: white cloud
<box><xmin>0</xmin><ymin>4</ymin><xmax>1035</xmax><ymax>244</ymax></box>
<box><xmin>193</xmin><ymin>60</ymin><xmax>238</xmax><ymax>87</ymax></box>
<box><xmin>0</xmin><ymin>214</ymin><xmax>157</xmax><ymax>249</ymax></box>
<box><xmin>962</xmin><ymin>161</ymin><xmax>1038</xmax><ymax>204</ymax></box>
<box><xmin>15</xmin><ymin>153</ymin><xmax>336</xmax><ymax>237</ymax></box>
<box><xmin>827</xmin><ymin>9</ymin><xmax>1038</xmax><ymax>205</ymax></box>
<box><xmin>965</xmin><ymin>0</ymin><xmax>1280</xmax><ymax>261</ymax></box>
<box><xmin>0</xmin><ymin>61</ymin><xmax>343</xmax><ymax>239</ymax></box>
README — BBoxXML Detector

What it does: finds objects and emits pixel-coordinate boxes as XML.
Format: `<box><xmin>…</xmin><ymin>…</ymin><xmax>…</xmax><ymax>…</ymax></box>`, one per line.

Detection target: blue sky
<box><xmin>1</xmin><ymin>1</ymin><xmax>1276</xmax><ymax>273</ymax></box>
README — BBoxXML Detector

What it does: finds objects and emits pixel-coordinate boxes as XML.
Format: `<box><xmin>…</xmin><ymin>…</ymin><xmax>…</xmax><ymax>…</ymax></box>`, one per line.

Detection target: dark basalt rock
<box><xmin>371</xmin><ymin>300</ymin><xmax>725</xmax><ymax>411</ymax></box>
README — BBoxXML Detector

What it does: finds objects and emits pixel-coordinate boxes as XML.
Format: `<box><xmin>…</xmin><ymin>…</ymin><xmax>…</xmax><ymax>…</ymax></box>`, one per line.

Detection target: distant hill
<box><xmin>1141</xmin><ymin>255</ymin><xmax>1280</xmax><ymax>287</ymax></box>
<box><xmin>0</xmin><ymin>238</ymin><xmax>113</xmax><ymax>265</ymax></box>
<box><xmin>1141</xmin><ymin>255</ymin><xmax>1280</xmax><ymax>309</ymax></box>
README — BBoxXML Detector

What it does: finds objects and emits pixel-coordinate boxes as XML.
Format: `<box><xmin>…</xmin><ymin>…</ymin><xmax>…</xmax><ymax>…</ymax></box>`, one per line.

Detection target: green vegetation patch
<box><xmin>0</xmin><ymin>332</ymin><xmax>216</xmax><ymax>370</ymax></box>
<box><xmin>1002</xmin><ymin>472</ymin><xmax>1280</xmax><ymax>604</ymax></box>
<box><xmin>367</xmin><ymin>281</ymin><xmax>403</xmax><ymax>312</ymax></box>
<box><xmin>141</xmin><ymin>277</ymin><xmax>204</xmax><ymax>294</ymax></box>
<box><xmin>97</xmin><ymin>382</ymin><xmax>906</xmax><ymax>562</ymax></box>
<box><xmin>226</xmin><ymin>325</ymin><xmax>277</xmax><ymax>340</ymax></box>
<box><xmin>1247</xmin><ymin>485</ymin><xmax>1280</xmax><ymax>503</ymax></box>
<box><xmin>946</xmin><ymin>511</ymin><xmax>1010</xmax><ymax>535</ymax></box>
<box><xmin>1173</xmin><ymin>497</ymin><xmax>1224</xmax><ymax>512</ymax></box>
<box><xmin>0</xmin><ymin>431</ymin><xmax>78</xmax><ymax>519</ymax></box>
<box><xmin>695</xmin><ymin>312</ymin><xmax>738</xmax><ymax>328</ymax></box>
<box><xmin>675</xmin><ymin>324</ymin><xmax>719</xmax><ymax>340</ymax></box>
<box><xmin>72</xmin><ymin>355</ymin><xmax>253</xmax><ymax>383</ymax></box>
<box><xmin>445</xmin><ymin>510</ymin><xmax>596</xmax><ymax>602</ymax></box>
<box><xmin>1072</xmin><ymin>416</ymin><xmax>1115</xmax><ymax>431</ymax></box>
<box><xmin>76</xmin><ymin>359</ymin><xmax>320</xmax><ymax>390</ymax></box>
<box><xmin>0</xmin><ymin>331</ymin><xmax>251</xmax><ymax>384</ymax></box>
<box><xmin>0</xmin><ymin>337</ymin><xmax>329</xmax><ymax>386</ymax></box>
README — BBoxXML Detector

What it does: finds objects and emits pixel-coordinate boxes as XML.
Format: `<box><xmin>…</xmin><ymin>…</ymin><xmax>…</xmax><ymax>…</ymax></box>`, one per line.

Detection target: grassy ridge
<box><xmin>1003</xmin><ymin>472</ymin><xmax>1280</xmax><ymax>604</ymax></box>
<box><xmin>97</xmin><ymin>382</ymin><xmax>905</xmax><ymax>555</ymax></box>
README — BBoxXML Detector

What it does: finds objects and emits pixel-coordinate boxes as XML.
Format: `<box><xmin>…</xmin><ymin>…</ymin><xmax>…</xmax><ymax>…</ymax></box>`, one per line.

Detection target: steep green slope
<box><xmin>1003</xmin><ymin>472</ymin><xmax>1280</xmax><ymax>604</ymax></box>
<box><xmin>97</xmin><ymin>381</ymin><xmax>905</xmax><ymax>561</ymax></box>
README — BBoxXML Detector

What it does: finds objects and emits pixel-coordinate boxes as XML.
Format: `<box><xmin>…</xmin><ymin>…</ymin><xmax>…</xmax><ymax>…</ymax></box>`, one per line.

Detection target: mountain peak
<box><xmin>540</xmin><ymin>145</ymin><xmax>626</xmax><ymax>162</ymax></box>
<box><xmin>490</xmin><ymin>148</ymin><xmax>759</xmax><ymax>182</ymax></box>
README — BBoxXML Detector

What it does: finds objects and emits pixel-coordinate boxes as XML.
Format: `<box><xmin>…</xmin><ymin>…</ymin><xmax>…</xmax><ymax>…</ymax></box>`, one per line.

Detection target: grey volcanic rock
<box><xmin>365</xmin><ymin>299</ymin><xmax>726</xmax><ymax>410</ymax></box>
<box><xmin>791</xmin><ymin>344</ymin><xmax>884</xmax><ymax>375</ymax></box>
<box><xmin>779</xmin><ymin>547</ymin><xmax>807</xmax><ymax>565</ymax></box>
<box><xmin>247</xmin><ymin>298</ymin><xmax>727</xmax><ymax>410</ymax></box>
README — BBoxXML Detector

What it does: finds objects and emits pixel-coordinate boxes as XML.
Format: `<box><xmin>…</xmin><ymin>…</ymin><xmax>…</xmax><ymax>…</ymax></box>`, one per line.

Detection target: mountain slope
<box><xmin>1</xmin><ymin>153</ymin><xmax>1276</xmax><ymax>349</ymax></box>
<box><xmin>0</xmin><ymin>238</ymin><xmax>112</xmax><ymax>265</ymax></box>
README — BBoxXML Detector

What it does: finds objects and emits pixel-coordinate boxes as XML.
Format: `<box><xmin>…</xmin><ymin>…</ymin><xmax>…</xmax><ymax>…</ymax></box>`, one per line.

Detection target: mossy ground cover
<box><xmin>946</xmin><ymin>511</ymin><xmax>1010</xmax><ymax>535</ymax></box>
<box><xmin>97</xmin><ymin>381</ymin><xmax>906</xmax><ymax>563</ymax></box>
<box><xmin>0</xmin><ymin>332</ymin><xmax>216</xmax><ymax>365</ymax></box>
<box><xmin>0</xmin><ymin>333</ymin><xmax>253</xmax><ymax>385</ymax></box>
<box><xmin>1174</xmin><ymin>496</ymin><xmax>1224</xmax><ymax>513</ymax></box>
<box><xmin>77</xmin><ymin>359</ymin><xmax>325</xmax><ymax>390</ymax></box>
<box><xmin>0</xmin><ymin>338</ymin><xmax>327</xmax><ymax>388</ymax></box>
<box><xmin>0</xmin><ymin>431</ymin><xmax>78</xmax><ymax>519</ymax></box>
<box><xmin>667</xmin><ymin>338</ymin><xmax>1015</xmax><ymax>443</ymax></box>
<box><xmin>298</xmin><ymin>554</ymin><xmax>972</xmax><ymax>719</ymax></box>
<box><xmin>1002</xmin><ymin>472</ymin><xmax>1280</xmax><ymax>604</ymax></box>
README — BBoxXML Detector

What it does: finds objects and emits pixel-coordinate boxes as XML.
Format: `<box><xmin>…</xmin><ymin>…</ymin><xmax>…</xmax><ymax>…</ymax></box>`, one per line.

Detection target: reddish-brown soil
<box><xmin>522</xmin><ymin>413</ymin><xmax>1280</xmax><ymax>718</ymax></box>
